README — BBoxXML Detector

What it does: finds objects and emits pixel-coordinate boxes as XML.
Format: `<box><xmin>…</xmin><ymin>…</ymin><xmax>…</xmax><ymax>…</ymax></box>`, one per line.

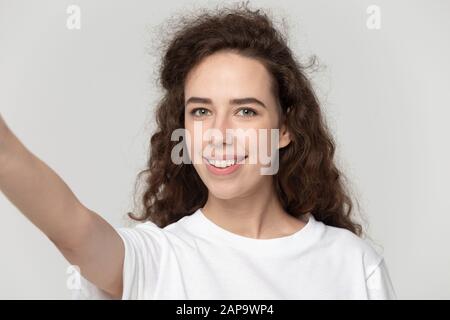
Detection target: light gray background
<box><xmin>1</xmin><ymin>0</ymin><xmax>449</xmax><ymax>299</ymax></box>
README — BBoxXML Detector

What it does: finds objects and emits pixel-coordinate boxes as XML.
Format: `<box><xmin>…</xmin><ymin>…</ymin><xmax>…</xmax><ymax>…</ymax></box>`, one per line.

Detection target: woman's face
<box><xmin>183</xmin><ymin>51</ymin><xmax>290</xmax><ymax>200</ymax></box>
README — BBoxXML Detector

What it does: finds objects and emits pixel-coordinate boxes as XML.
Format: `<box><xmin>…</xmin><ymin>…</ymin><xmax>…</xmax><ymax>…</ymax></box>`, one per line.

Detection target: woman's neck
<box><xmin>201</xmin><ymin>180</ymin><xmax>306</xmax><ymax>239</ymax></box>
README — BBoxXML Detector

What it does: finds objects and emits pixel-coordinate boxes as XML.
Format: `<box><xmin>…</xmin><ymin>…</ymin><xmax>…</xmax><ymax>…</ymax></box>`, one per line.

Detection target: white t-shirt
<box><xmin>72</xmin><ymin>208</ymin><xmax>397</xmax><ymax>299</ymax></box>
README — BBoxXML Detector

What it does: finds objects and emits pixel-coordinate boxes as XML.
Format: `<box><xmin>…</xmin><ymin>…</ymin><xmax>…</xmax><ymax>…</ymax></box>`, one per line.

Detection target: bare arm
<box><xmin>0</xmin><ymin>114</ymin><xmax>124</xmax><ymax>298</ymax></box>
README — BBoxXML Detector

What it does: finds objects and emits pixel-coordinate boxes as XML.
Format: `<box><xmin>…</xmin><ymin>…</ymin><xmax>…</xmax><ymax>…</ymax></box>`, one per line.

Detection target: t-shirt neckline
<box><xmin>191</xmin><ymin>207</ymin><xmax>317</xmax><ymax>252</ymax></box>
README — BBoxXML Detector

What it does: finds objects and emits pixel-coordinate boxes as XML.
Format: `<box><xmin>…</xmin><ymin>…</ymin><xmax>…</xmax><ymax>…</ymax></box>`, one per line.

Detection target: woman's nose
<box><xmin>209</xmin><ymin>113</ymin><xmax>233</xmax><ymax>144</ymax></box>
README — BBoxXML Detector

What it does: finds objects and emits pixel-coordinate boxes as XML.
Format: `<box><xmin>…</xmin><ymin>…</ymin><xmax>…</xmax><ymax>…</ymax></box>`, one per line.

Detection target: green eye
<box><xmin>237</xmin><ymin>108</ymin><xmax>257</xmax><ymax>117</ymax></box>
<box><xmin>190</xmin><ymin>108</ymin><xmax>211</xmax><ymax>117</ymax></box>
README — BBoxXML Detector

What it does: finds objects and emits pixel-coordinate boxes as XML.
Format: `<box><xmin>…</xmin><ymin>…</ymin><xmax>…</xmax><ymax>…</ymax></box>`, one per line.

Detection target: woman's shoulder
<box><xmin>316</xmin><ymin>219</ymin><xmax>385</xmax><ymax>270</ymax></box>
<box><xmin>115</xmin><ymin>212</ymin><xmax>198</xmax><ymax>246</ymax></box>
<box><xmin>120</xmin><ymin>212</ymin><xmax>193</xmax><ymax>232</ymax></box>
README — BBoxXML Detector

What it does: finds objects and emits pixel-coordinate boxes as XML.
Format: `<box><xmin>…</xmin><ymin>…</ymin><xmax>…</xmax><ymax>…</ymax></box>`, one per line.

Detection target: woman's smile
<box><xmin>203</xmin><ymin>155</ymin><xmax>248</xmax><ymax>176</ymax></box>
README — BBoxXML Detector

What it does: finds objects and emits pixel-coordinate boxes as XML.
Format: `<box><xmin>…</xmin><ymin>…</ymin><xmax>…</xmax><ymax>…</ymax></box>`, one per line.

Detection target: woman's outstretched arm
<box><xmin>0</xmin><ymin>113</ymin><xmax>124</xmax><ymax>299</ymax></box>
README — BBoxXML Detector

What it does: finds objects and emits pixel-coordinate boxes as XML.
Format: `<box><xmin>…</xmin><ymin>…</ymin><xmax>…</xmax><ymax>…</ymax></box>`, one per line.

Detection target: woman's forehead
<box><xmin>185</xmin><ymin>52</ymin><xmax>275</xmax><ymax>105</ymax></box>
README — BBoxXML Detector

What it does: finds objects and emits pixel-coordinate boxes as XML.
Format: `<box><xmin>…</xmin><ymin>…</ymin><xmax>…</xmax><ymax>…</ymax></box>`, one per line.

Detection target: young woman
<box><xmin>0</xmin><ymin>4</ymin><xmax>396</xmax><ymax>299</ymax></box>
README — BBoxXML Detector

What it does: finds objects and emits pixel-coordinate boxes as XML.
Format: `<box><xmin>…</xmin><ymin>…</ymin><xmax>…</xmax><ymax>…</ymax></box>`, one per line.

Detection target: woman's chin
<box><xmin>206</xmin><ymin>184</ymin><xmax>246</xmax><ymax>200</ymax></box>
<box><xmin>209</xmin><ymin>193</ymin><xmax>241</xmax><ymax>200</ymax></box>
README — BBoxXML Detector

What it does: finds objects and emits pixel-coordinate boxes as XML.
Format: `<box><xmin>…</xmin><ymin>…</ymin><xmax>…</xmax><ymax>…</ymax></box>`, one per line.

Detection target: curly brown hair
<box><xmin>127</xmin><ymin>1</ymin><xmax>363</xmax><ymax>236</ymax></box>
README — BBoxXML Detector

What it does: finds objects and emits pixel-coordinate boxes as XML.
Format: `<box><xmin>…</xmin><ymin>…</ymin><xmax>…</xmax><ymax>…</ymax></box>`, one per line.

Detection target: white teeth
<box><xmin>207</xmin><ymin>159</ymin><xmax>237</xmax><ymax>168</ymax></box>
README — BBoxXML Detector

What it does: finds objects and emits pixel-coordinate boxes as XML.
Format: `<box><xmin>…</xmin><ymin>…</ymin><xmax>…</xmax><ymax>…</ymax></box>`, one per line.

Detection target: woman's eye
<box><xmin>190</xmin><ymin>108</ymin><xmax>211</xmax><ymax>117</ymax></box>
<box><xmin>236</xmin><ymin>108</ymin><xmax>257</xmax><ymax>117</ymax></box>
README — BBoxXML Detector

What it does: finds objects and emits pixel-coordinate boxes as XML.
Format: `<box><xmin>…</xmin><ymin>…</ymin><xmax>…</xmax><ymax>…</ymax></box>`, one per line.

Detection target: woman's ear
<box><xmin>278</xmin><ymin>107</ymin><xmax>291</xmax><ymax>149</ymax></box>
<box><xmin>278</xmin><ymin>123</ymin><xmax>291</xmax><ymax>149</ymax></box>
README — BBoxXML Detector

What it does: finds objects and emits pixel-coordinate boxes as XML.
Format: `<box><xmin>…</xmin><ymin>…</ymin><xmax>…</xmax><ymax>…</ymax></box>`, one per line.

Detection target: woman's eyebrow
<box><xmin>185</xmin><ymin>97</ymin><xmax>212</xmax><ymax>105</ymax></box>
<box><xmin>230</xmin><ymin>97</ymin><xmax>266</xmax><ymax>108</ymax></box>
<box><xmin>185</xmin><ymin>96</ymin><xmax>266</xmax><ymax>108</ymax></box>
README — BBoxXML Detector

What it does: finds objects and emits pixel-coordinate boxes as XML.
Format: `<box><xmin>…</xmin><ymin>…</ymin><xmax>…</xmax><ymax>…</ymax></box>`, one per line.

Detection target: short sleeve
<box><xmin>71</xmin><ymin>221</ymin><xmax>164</xmax><ymax>300</ymax></box>
<box><xmin>366</xmin><ymin>258</ymin><xmax>397</xmax><ymax>300</ymax></box>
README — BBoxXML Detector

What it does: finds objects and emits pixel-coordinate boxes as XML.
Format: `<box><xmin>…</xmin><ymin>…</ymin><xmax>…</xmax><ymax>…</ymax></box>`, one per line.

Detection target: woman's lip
<box><xmin>202</xmin><ymin>155</ymin><xmax>248</xmax><ymax>162</ymax></box>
